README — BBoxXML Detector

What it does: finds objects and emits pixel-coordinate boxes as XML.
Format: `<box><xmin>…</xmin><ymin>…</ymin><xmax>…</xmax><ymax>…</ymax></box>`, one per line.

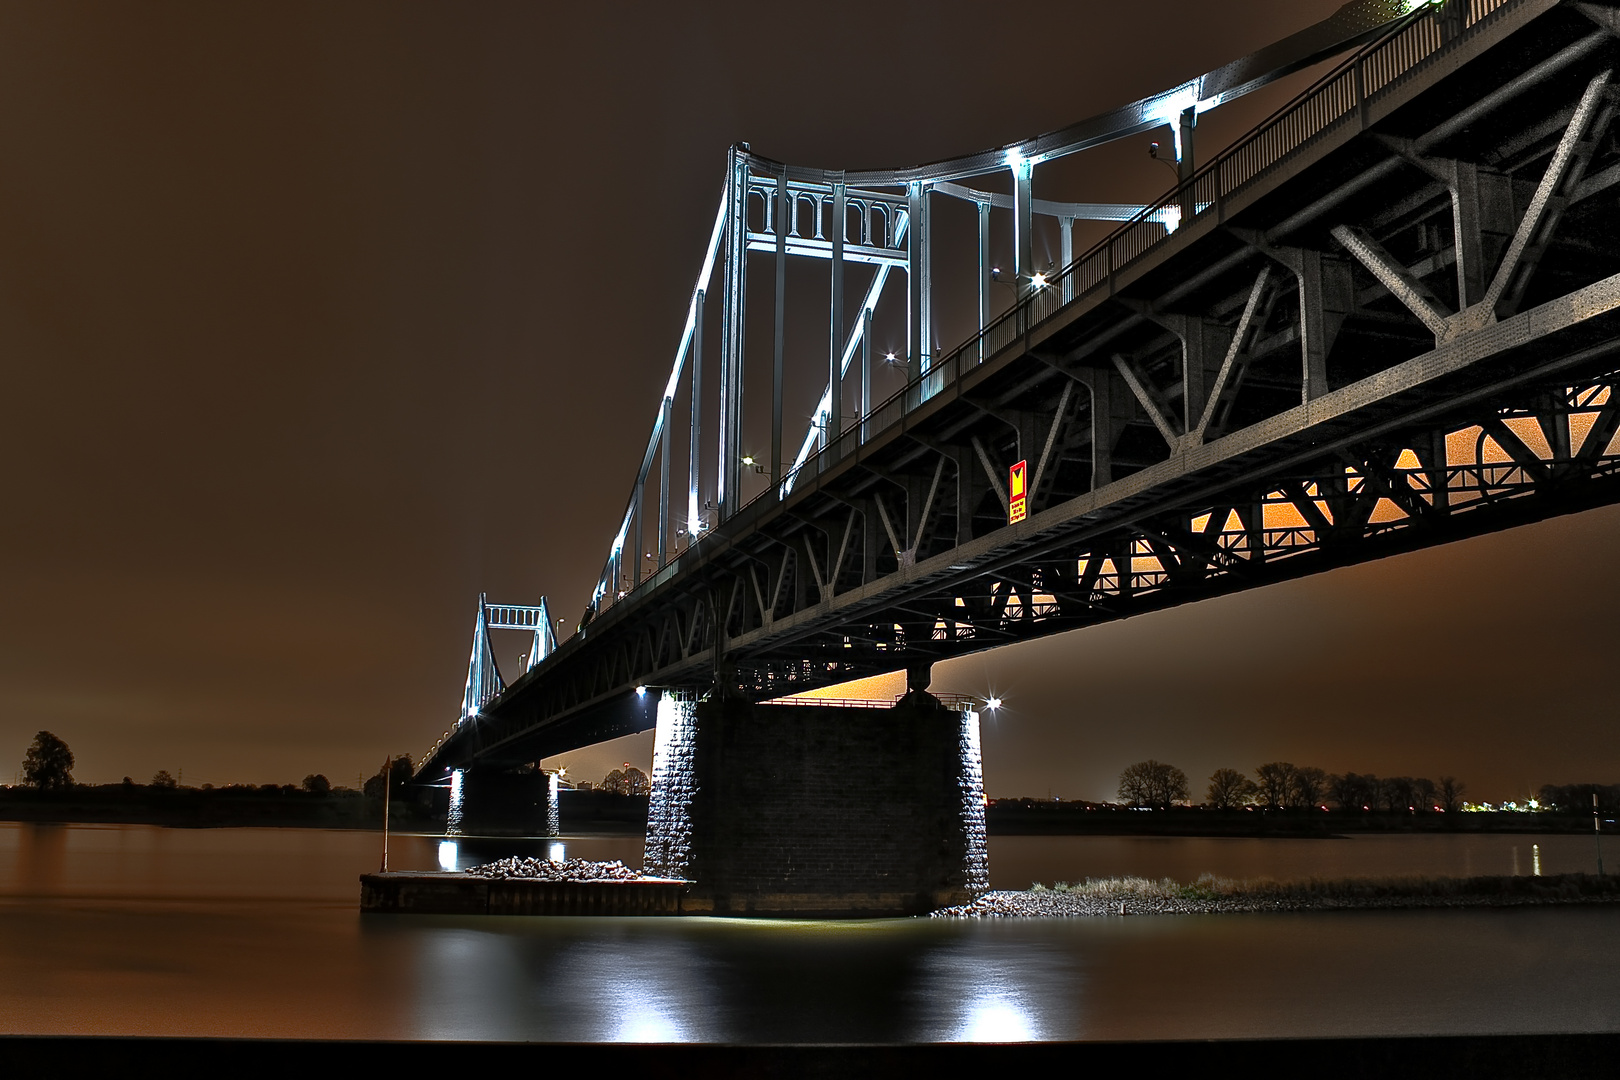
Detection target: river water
<box><xmin>1</xmin><ymin>822</ymin><xmax>1616</xmax><ymax>1042</ymax></box>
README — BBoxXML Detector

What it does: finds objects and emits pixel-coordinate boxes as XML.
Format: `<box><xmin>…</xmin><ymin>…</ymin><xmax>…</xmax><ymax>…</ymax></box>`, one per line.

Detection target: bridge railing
<box><xmin>777</xmin><ymin>0</ymin><xmax>1519</xmax><ymax>497</ymax></box>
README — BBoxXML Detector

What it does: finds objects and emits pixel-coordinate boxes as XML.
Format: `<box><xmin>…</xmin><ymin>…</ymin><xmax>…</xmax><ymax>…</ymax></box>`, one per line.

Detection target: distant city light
<box><xmin>1463</xmin><ymin>799</ymin><xmax>1544</xmax><ymax>812</ymax></box>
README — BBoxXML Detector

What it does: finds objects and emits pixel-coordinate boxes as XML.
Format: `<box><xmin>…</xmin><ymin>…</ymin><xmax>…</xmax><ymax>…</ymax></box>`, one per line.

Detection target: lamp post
<box><xmin>991</xmin><ymin>266</ymin><xmax>1050</xmax><ymax>335</ymax></box>
<box><xmin>1147</xmin><ymin>140</ymin><xmax>1181</xmax><ymax>184</ymax></box>
<box><xmin>1597</xmin><ymin>793</ymin><xmax>1606</xmax><ymax>876</ymax></box>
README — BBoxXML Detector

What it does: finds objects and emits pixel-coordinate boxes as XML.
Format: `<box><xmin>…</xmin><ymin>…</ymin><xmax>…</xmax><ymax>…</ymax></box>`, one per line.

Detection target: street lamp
<box><xmin>991</xmin><ymin>266</ymin><xmax>1050</xmax><ymax>296</ymax></box>
<box><xmin>1148</xmin><ymin>140</ymin><xmax>1181</xmax><ymax>183</ymax></box>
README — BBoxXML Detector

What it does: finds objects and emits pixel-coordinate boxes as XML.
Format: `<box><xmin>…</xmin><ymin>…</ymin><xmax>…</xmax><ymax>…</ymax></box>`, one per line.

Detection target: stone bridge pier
<box><xmin>446</xmin><ymin>766</ymin><xmax>560</xmax><ymax>838</ymax></box>
<box><xmin>642</xmin><ymin>686</ymin><xmax>989</xmax><ymax>917</ymax></box>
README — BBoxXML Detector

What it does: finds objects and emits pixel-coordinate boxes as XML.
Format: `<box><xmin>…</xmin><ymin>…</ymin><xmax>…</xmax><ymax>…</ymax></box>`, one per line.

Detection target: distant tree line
<box><xmin>577</xmin><ymin>767</ymin><xmax>649</xmax><ymax>796</ymax></box>
<box><xmin>13</xmin><ymin>731</ymin><xmax>415</xmax><ymax>800</ymax></box>
<box><xmin>1119</xmin><ymin>758</ymin><xmax>1471</xmax><ymax>812</ymax></box>
<box><xmin>1117</xmin><ymin>760</ymin><xmax>1188</xmax><ymax>808</ymax></box>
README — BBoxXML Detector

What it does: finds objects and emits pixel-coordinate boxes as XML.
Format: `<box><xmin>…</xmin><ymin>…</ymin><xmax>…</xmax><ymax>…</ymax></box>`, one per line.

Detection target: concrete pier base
<box><xmin>644</xmin><ymin>692</ymin><xmax>988</xmax><ymax>917</ymax></box>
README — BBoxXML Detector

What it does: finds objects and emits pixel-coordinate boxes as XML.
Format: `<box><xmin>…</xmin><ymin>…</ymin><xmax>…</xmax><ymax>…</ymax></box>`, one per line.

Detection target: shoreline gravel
<box><xmin>933</xmin><ymin>873</ymin><xmax>1620</xmax><ymax>918</ymax></box>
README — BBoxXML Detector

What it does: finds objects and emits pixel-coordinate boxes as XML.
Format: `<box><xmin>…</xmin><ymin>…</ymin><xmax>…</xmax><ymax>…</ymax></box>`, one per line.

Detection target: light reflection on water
<box><xmin>1</xmin><ymin>823</ymin><xmax>1617</xmax><ymax>1042</ymax></box>
<box><xmin>919</xmin><ymin>940</ymin><xmax>1053</xmax><ymax>1042</ymax></box>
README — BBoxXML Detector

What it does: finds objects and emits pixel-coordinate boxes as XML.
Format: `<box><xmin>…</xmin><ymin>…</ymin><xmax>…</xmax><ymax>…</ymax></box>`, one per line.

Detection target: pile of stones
<box><xmin>933</xmin><ymin>889</ymin><xmax>1246</xmax><ymax>918</ymax></box>
<box><xmin>461</xmin><ymin>856</ymin><xmax>645</xmax><ymax>882</ymax></box>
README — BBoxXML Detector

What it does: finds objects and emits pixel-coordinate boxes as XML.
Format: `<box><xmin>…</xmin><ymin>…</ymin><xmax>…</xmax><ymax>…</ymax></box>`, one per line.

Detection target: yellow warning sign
<box><xmin>1008</xmin><ymin>459</ymin><xmax>1028</xmax><ymax>524</ymax></box>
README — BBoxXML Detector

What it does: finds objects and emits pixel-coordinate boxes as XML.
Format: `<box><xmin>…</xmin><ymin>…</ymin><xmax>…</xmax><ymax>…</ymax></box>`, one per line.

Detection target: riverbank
<box><xmin>0</xmin><ymin>787</ymin><xmax>645</xmax><ymax>832</ymax></box>
<box><xmin>935</xmin><ymin>872</ymin><xmax>1620</xmax><ymax>917</ymax></box>
<box><xmin>0</xmin><ymin>785</ymin><xmax>436</xmax><ymax>830</ymax></box>
<box><xmin>3</xmin><ymin>790</ymin><xmax>1609</xmax><ymax>838</ymax></box>
<box><xmin>985</xmin><ymin>802</ymin><xmax>1611</xmax><ymax>836</ymax></box>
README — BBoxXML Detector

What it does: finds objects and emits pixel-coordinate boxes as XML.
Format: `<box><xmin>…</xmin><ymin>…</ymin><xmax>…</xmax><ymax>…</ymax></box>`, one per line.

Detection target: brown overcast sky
<box><xmin>0</xmin><ymin>1</ymin><xmax>1615</xmax><ymax>801</ymax></box>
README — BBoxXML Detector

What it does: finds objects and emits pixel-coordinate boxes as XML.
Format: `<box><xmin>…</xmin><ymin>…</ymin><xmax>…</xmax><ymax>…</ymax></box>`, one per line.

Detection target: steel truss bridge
<box><xmin>420</xmin><ymin>0</ymin><xmax>1620</xmax><ymax>779</ymax></box>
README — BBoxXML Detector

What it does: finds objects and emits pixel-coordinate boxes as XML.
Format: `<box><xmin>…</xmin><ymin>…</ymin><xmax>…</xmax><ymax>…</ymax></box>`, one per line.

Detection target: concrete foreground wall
<box><xmin>645</xmin><ymin>693</ymin><xmax>988</xmax><ymax>916</ymax></box>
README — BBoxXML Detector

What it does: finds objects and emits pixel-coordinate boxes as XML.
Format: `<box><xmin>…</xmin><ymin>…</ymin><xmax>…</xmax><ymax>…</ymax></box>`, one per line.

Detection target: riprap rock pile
<box><xmin>462</xmin><ymin>857</ymin><xmax>644</xmax><ymax>882</ymax></box>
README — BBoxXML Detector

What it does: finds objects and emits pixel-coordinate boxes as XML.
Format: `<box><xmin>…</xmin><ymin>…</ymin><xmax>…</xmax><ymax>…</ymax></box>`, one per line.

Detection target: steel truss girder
<box><xmin>580</xmin><ymin>0</ymin><xmax>1451</xmax><ymax>621</ymax></box>
<box><xmin>417</xmin><ymin>0</ymin><xmax>1620</xmax><ymax>781</ymax></box>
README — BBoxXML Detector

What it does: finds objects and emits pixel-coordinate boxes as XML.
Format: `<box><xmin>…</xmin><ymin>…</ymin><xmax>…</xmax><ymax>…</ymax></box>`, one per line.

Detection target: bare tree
<box><xmin>1330</xmin><ymin>772</ymin><xmax>1377</xmax><ymax>811</ymax></box>
<box><xmin>623</xmin><ymin>767</ymin><xmax>650</xmax><ymax>796</ymax></box>
<box><xmin>1118</xmin><ymin>761</ymin><xmax>1154</xmax><ymax>806</ymax></box>
<box><xmin>1254</xmin><ymin>762</ymin><xmax>1296</xmax><ymax>808</ymax></box>
<box><xmin>1207</xmin><ymin>768</ymin><xmax>1258</xmax><ymax>809</ymax></box>
<box><xmin>1157</xmin><ymin>764</ymin><xmax>1190</xmax><ymax>807</ymax></box>
<box><xmin>1381</xmin><ymin>776</ymin><xmax>1417</xmax><ymax>811</ymax></box>
<box><xmin>600</xmin><ymin>767</ymin><xmax>649</xmax><ymax>795</ymax></box>
<box><xmin>1290</xmin><ymin>766</ymin><xmax>1328</xmax><ymax>809</ymax></box>
<box><xmin>1119</xmin><ymin>760</ymin><xmax>1189</xmax><ymax>808</ymax></box>
<box><xmin>1412</xmin><ymin>777</ymin><xmax>1438</xmax><ymax>811</ymax></box>
<box><xmin>1438</xmin><ymin>776</ymin><xmax>1466</xmax><ymax>813</ymax></box>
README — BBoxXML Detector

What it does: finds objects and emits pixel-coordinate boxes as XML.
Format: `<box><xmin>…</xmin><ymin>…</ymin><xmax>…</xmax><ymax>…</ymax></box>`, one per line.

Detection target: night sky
<box><xmin>1</xmin><ymin>1</ymin><xmax>1615</xmax><ymax>802</ymax></box>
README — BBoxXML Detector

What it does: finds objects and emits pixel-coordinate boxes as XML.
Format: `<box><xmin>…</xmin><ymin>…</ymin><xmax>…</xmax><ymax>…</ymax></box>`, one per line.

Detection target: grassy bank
<box><xmin>937</xmin><ymin>872</ymin><xmax>1620</xmax><ymax>917</ymax></box>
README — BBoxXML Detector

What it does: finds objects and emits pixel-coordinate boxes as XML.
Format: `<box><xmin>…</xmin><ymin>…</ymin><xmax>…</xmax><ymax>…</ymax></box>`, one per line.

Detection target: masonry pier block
<box><xmin>446</xmin><ymin>767</ymin><xmax>559</xmax><ymax>838</ymax></box>
<box><xmin>643</xmin><ymin>693</ymin><xmax>988</xmax><ymax>916</ymax></box>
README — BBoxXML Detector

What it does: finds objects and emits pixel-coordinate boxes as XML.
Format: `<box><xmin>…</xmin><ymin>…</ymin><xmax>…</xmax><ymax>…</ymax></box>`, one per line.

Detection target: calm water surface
<box><xmin>1</xmin><ymin>822</ymin><xmax>1615</xmax><ymax>1042</ymax></box>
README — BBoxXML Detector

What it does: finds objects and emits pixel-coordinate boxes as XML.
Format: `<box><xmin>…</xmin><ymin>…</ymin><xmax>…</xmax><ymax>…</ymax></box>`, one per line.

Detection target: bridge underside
<box><xmin>423</xmin><ymin>0</ymin><xmax>1620</xmax><ymax>779</ymax></box>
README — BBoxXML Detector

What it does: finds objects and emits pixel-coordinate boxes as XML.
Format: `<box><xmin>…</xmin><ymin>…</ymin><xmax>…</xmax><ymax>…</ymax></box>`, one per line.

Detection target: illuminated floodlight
<box><xmin>742</xmin><ymin>455</ymin><xmax>756</xmax><ymax>465</ymax></box>
<box><xmin>636</xmin><ymin>685</ymin><xmax>648</xmax><ymax>696</ymax></box>
<box><xmin>885</xmin><ymin>351</ymin><xmax>897</xmax><ymax>362</ymax></box>
<box><xmin>985</xmin><ymin>696</ymin><xmax>1003</xmax><ymax>710</ymax></box>
<box><xmin>1031</xmin><ymin>272</ymin><xmax>1048</xmax><ymax>290</ymax></box>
